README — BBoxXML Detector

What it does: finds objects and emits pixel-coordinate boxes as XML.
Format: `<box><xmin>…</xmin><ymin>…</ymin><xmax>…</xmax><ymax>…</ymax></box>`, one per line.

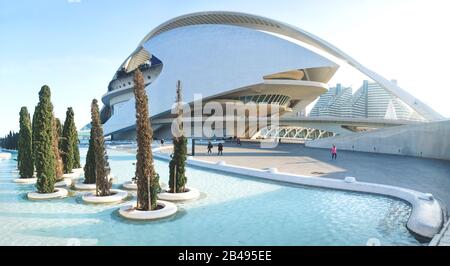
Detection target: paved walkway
<box><xmin>167</xmin><ymin>141</ymin><xmax>450</xmax><ymax>208</ymax></box>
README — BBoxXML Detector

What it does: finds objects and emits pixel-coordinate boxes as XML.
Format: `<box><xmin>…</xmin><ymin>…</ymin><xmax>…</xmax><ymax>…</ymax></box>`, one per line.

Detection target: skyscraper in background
<box><xmin>309</xmin><ymin>84</ymin><xmax>352</xmax><ymax>118</ymax></box>
<box><xmin>310</xmin><ymin>80</ymin><xmax>425</xmax><ymax>121</ymax></box>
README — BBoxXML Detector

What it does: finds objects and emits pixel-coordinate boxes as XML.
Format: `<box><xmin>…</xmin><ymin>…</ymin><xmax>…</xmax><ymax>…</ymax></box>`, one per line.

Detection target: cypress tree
<box><xmin>134</xmin><ymin>69</ymin><xmax>160</xmax><ymax>210</ymax></box>
<box><xmin>73</xmin><ymin>139</ymin><xmax>81</xmax><ymax>168</ymax></box>
<box><xmin>61</xmin><ymin>108</ymin><xmax>75</xmax><ymax>173</ymax></box>
<box><xmin>34</xmin><ymin>85</ymin><xmax>56</xmax><ymax>193</ymax></box>
<box><xmin>53</xmin><ymin>117</ymin><xmax>64</xmax><ymax>181</ymax></box>
<box><xmin>90</xmin><ymin>99</ymin><xmax>111</xmax><ymax>196</ymax></box>
<box><xmin>18</xmin><ymin>107</ymin><xmax>34</xmax><ymax>179</ymax></box>
<box><xmin>83</xmin><ymin>125</ymin><xmax>96</xmax><ymax>184</ymax></box>
<box><xmin>32</xmin><ymin>111</ymin><xmax>37</xmax><ymax>162</ymax></box>
<box><xmin>55</xmin><ymin>118</ymin><xmax>62</xmax><ymax>150</ymax></box>
<box><xmin>169</xmin><ymin>80</ymin><xmax>188</xmax><ymax>193</ymax></box>
<box><xmin>72</xmin><ymin>112</ymin><xmax>81</xmax><ymax>169</ymax></box>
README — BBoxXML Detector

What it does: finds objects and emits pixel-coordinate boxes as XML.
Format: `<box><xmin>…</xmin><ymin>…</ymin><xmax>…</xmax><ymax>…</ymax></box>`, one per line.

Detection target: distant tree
<box><xmin>90</xmin><ymin>99</ymin><xmax>111</xmax><ymax>196</ymax></box>
<box><xmin>0</xmin><ymin>131</ymin><xmax>19</xmax><ymax>150</ymax></box>
<box><xmin>134</xmin><ymin>69</ymin><xmax>160</xmax><ymax>210</ymax></box>
<box><xmin>33</xmin><ymin>86</ymin><xmax>56</xmax><ymax>193</ymax></box>
<box><xmin>169</xmin><ymin>80</ymin><xmax>187</xmax><ymax>193</ymax></box>
<box><xmin>61</xmin><ymin>108</ymin><xmax>75</xmax><ymax>173</ymax></box>
<box><xmin>18</xmin><ymin>107</ymin><xmax>34</xmax><ymax>178</ymax></box>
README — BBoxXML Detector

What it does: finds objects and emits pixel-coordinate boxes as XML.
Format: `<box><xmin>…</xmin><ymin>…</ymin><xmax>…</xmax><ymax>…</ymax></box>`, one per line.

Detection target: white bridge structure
<box><xmin>253</xmin><ymin>126</ymin><xmax>335</xmax><ymax>141</ymax></box>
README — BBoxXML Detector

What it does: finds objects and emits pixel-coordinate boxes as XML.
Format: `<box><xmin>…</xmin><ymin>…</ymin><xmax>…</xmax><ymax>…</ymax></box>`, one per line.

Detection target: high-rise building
<box><xmin>310</xmin><ymin>80</ymin><xmax>425</xmax><ymax>121</ymax></box>
<box><xmin>310</xmin><ymin>84</ymin><xmax>352</xmax><ymax>118</ymax></box>
<box><xmin>351</xmin><ymin>81</ymin><xmax>424</xmax><ymax>121</ymax></box>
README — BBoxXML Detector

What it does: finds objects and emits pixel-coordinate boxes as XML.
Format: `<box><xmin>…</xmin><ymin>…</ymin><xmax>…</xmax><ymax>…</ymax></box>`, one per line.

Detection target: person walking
<box><xmin>207</xmin><ymin>141</ymin><xmax>213</xmax><ymax>155</ymax></box>
<box><xmin>218</xmin><ymin>142</ymin><xmax>224</xmax><ymax>156</ymax></box>
<box><xmin>331</xmin><ymin>144</ymin><xmax>337</xmax><ymax>160</ymax></box>
<box><xmin>236</xmin><ymin>137</ymin><xmax>241</xmax><ymax>146</ymax></box>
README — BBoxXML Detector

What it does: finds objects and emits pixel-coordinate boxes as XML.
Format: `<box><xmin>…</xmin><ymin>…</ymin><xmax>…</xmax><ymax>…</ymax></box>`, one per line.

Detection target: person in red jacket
<box><xmin>331</xmin><ymin>144</ymin><xmax>337</xmax><ymax>160</ymax></box>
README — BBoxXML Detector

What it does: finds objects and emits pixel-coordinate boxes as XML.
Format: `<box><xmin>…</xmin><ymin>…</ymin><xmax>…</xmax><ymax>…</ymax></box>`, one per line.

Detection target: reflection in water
<box><xmin>0</xmin><ymin>148</ymin><xmax>421</xmax><ymax>246</ymax></box>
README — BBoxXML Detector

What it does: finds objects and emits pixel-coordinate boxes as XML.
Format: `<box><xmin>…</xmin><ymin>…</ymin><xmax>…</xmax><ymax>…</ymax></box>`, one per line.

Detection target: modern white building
<box><xmin>310</xmin><ymin>80</ymin><xmax>425</xmax><ymax>121</ymax></box>
<box><xmin>310</xmin><ymin>84</ymin><xmax>353</xmax><ymax>118</ymax></box>
<box><xmin>99</xmin><ymin>11</ymin><xmax>443</xmax><ymax>140</ymax></box>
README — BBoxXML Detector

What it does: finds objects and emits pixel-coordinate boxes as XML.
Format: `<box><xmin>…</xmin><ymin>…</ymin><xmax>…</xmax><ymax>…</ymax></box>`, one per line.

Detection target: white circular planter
<box><xmin>27</xmin><ymin>188</ymin><xmax>68</xmax><ymax>200</ymax></box>
<box><xmin>74</xmin><ymin>182</ymin><xmax>96</xmax><ymax>191</ymax></box>
<box><xmin>74</xmin><ymin>174</ymin><xmax>115</xmax><ymax>190</ymax></box>
<box><xmin>63</xmin><ymin>171</ymin><xmax>83</xmax><ymax>180</ymax></box>
<box><xmin>55</xmin><ymin>178</ymin><xmax>73</xmax><ymax>187</ymax></box>
<box><xmin>14</xmin><ymin>178</ymin><xmax>37</xmax><ymax>184</ymax></box>
<box><xmin>122</xmin><ymin>181</ymin><xmax>168</xmax><ymax>191</ymax></box>
<box><xmin>122</xmin><ymin>181</ymin><xmax>137</xmax><ymax>190</ymax></box>
<box><xmin>82</xmin><ymin>189</ymin><xmax>128</xmax><ymax>204</ymax></box>
<box><xmin>157</xmin><ymin>187</ymin><xmax>201</xmax><ymax>201</ymax></box>
<box><xmin>119</xmin><ymin>200</ymin><xmax>177</xmax><ymax>221</ymax></box>
<box><xmin>72</xmin><ymin>168</ymin><xmax>84</xmax><ymax>174</ymax></box>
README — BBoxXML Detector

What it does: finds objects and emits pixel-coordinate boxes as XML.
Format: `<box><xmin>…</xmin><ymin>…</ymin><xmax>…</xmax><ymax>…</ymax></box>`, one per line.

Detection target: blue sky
<box><xmin>1</xmin><ymin>0</ymin><xmax>449</xmax><ymax>135</ymax></box>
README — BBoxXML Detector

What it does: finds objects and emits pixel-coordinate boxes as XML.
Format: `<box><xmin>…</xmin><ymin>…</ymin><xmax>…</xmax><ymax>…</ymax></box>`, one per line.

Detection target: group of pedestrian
<box><xmin>232</xmin><ymin>136</ymin><xmax>242</xmax><ymax>146</ymax></box>
<box><xmin>207</xmin><ymin>141</ymin><xmax>223</xmax><ymax>156</ymax></box>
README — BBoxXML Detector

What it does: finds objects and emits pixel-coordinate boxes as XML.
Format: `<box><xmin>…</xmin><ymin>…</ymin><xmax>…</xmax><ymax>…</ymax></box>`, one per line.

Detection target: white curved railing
<box><xmin>152</xmin><ymin>147</ymin><xmax>444</xmax><ymax>240</ymax></box>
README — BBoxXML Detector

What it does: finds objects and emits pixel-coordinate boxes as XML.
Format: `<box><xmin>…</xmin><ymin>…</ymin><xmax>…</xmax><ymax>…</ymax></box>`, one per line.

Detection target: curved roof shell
<box><xmin>121</xmin><ymin>11</ymin><xmax>443</xmax><ymax>121</ymax></box>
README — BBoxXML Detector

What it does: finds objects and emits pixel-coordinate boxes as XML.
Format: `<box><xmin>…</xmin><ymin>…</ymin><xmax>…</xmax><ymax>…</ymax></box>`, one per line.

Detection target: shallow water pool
<box><xmin>0</xmin><ymin>148</ymin><xmax>421</xmax><ymax>246</ymax></box>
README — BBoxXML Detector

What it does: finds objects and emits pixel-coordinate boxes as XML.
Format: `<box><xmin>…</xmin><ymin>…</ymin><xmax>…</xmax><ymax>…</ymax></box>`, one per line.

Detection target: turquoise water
<box><xmin>0</xmin><ymin>148</ymin><xmax>421</xmax><ymax>246</ymax></box>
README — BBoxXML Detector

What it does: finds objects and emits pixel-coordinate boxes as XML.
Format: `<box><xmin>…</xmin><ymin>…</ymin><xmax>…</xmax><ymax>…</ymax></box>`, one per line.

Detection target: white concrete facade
<box><xmin>100</xmin><ymin>11</ymin><xmax>443</xmax><ymax>141</ymax></box>
<box><xmin>138</xmin><ymin>11</ymin><xmax>443</xmax><ymax>121</ymax></box>
<box><xmin>102</xmin><ymin>12</ymin><xmax>341</xmax><ymax>137</ymax></box>
<box><xmin>306</xmin><ymin>120</ymin><xmax>450</xmax><ymax>161</ymax></box>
